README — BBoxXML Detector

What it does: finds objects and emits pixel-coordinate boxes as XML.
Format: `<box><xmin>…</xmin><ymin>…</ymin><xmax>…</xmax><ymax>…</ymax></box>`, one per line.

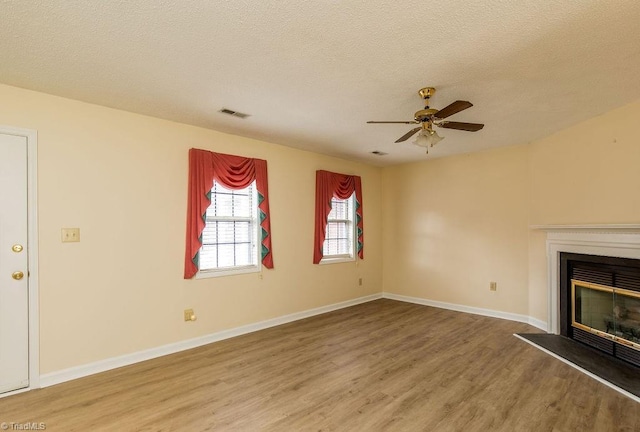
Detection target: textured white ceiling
<box><xmin>1</xmin><ymin>1</ymin><xmax>640</xmax><ymax>165</ymax></box>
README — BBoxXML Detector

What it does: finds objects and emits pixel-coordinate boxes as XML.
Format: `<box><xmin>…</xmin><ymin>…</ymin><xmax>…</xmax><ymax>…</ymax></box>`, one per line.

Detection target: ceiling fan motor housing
<box><xmin>414</xmin><ymin>108</ymin><xmax>438</xmax><ymax>122</ymax></box>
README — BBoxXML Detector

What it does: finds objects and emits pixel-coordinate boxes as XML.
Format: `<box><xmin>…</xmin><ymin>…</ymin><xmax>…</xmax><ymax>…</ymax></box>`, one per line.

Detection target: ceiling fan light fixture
<box><xmin>413</xmin><ymin>128</ymin><xmax>443</xmax><ymax>149</ymax></box>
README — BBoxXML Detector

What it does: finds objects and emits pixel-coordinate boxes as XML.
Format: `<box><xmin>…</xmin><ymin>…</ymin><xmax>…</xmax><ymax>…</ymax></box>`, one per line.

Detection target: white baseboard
<box><xmin>39</xmin><ymin>291</ymin><xmax>548</xmax><ymax>389</ymax></box>
<box><xmin>527</xmin><ymin>317</ymin><xmax>548</xmax><ymax>332</ymax></box>
<box><xmin>40</xmin><ymin>293</ymin><xmax>383</xmax><ymax>388</ymax></box>
<box><xmin>382</xmin><ymin>292</ymin><xmax>548</xmax><ymax>332</ymax></box>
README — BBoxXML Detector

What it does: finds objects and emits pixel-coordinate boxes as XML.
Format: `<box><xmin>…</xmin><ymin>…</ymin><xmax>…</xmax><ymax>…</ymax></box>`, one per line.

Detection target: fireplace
<box><xmin>526</xmin><ymin>226</ymin><xmax>640</xmax><ymax>400</ymax></box>
<box><xmin>560</xmin><ymin>252</ymin><xmax>640</xmax><ymax>367</ymax></box>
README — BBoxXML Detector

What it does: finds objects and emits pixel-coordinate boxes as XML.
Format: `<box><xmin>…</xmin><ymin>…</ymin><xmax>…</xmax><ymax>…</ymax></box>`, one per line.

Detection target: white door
<box><xmin>0</xmin><ymin>132</ymin><xmax>29</xmax><ymax>393</ymax></box>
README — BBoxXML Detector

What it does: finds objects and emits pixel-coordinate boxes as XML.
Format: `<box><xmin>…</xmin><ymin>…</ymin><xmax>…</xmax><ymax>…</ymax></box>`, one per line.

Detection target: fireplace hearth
<box><xmin>560</xmin><ymin>252</ymin><xmax>640</xmax><ymax>367</ymax></box>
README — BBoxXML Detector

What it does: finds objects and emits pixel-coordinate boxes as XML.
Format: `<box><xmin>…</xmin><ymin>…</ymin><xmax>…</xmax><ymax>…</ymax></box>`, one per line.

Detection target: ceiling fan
<box><xmin>367</xmin><ymin>87</ymin><xmax>484</xmax><ymax>152</ymax></box>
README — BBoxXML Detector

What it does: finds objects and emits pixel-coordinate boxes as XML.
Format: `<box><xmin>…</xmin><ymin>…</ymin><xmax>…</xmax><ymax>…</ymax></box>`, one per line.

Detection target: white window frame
<box><xmin>320</xmin><ymin>193</ymin><xmax>356</xmax><ymax>265</ymax></box>
<box><xmin>196</xmin><ymin>180</ymin><xmax>261</xmax><ymax>279</ymax></box>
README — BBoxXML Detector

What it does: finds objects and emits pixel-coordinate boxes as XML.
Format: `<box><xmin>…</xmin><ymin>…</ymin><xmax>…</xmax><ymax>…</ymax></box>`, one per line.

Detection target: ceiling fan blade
<box><xmin>439</xmin><ymin>121</ymin><xmax>484</xmax><ymax>132</ymax></box>
<box><xmin>367</xmin><ymin>121</ymin><xmax>419</xmax><ymax>124</ymax></box>
<box><xmin>395</xmin><ymin>127</ymin><xmax>422</xmax><ymax>143</ymax></box>
<box><xmin>433</xmin><ymin>101</ymin><xmax>473</xmax><ymax>120</ymax></box>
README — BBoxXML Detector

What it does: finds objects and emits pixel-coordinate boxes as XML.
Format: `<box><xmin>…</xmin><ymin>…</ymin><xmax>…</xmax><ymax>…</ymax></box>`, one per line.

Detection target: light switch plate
<box><xmin>61</xmin><ymin>228</ymin><xmax>80</xmax><ymax>242</ymax></box>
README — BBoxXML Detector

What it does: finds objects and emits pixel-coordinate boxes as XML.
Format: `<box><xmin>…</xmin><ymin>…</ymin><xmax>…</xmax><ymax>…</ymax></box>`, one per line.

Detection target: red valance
<box><xmin>313</xmin><ymin>170</ymin><xmax>363</xmax><ymax>264</ymax></box>
<box><xmin>184</xmin><ymin>148</ymin><xmax>273</xmax><ymax>279</ymax></box>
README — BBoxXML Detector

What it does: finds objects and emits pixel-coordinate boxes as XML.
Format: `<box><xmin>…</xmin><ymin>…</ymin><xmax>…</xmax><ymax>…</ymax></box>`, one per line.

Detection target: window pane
<box><xmin>213</xmin><ymin>192</ymin><xmax>233</xmax><ymax>217</ymax></box>
<box><xmin>232</xmin><ymin>193</ymin><xmax>252</xmax><ymax>218</ymax></box>
<box><xmin>323</xmin><ymin>232</ymin><xmax>352</xmax><ymax>256</ymax></box>
<box><xmin>235</xmin><ymin>243</ymin><xmax>252</xmax><ymax>266</ymax></box>
<box><xmin>324</xmin><ymin>239</ymin><xmax>338</xmax><ymax>256</ymax></box>
<box><xmin>323</xmin><ymin>193</ymin><xmax>355</xmax><ymax>258</ymax></box>
<box><xmin>233</xmin><ymin>221</ymin><xmax>251</xmax><ymax>243</ymax></box>
<box><xmin>217</xmin><ymin>244</ymin><xmax>235</xmax><ymax>268</ymax></box>
<box><xmin>219</xmin><ymin>221</ymin><xmax>237</xmax><ymax>243</ymax></box>
<box><xmin>327</xmin><ymin>221</ymin><xmax>348</xmax><ymax>238</ymax></box>
<box><xmin>207</xmin><ymin>182</ymin><xmax>254</xmax><ymax>218</ymax></box>
<box><xmin>326</xmin><ymin>222</ymin><xmax>337</xmax><ymax>238</ymax></box>
<box><xmin>201</xmin><ymin>223</ymin><xmax>218</xmax><ymax>244</ymax></box>
<box><xmin>330</xmin><ymin>199</ymin><xmax>348</xmax><ymax>219</ymax></box>
<box><xmin>199</xmin><ymin>180</ymin><xmax>257</xmax><ymax>271</ymax></box>
<box><xmin>199</xmin><ymin>244</ymin><xmax>218</xmax><ymax>270</ymax></box>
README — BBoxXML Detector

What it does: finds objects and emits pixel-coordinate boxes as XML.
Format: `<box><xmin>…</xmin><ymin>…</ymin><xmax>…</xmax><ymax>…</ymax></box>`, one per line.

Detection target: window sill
<box><xmin>195</xmin><ymin>265</ymin><xmax>261</xmax><ymax>279</ymax></box>
<box><xmin>319</xmin><ymin>255</ymin><xmax>355</xmax><ymax>265</ymax></box>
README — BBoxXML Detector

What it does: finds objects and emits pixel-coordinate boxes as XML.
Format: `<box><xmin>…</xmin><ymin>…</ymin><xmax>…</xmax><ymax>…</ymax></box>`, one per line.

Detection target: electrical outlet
<box><xmin>490</xmin><ymin>281</ymin><xmax>497</xmax><ymax>291</ymax></box>
<box><xmin>184</xmin><ymin>308</ymin><xmax>196</xmax><ymax>322</ymax></box>
<box><xmin>358</xmin><ymin>278</ymin><xmax>363</xmax><ymax>286</ymax></box>
<box><xmin>61</xmin><ymin>228</ymin><xmax>80</xmax><ymax>242</ymax></box>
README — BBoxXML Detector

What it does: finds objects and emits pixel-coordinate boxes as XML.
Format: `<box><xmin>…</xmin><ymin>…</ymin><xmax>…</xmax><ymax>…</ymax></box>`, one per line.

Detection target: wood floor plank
<box><xmin>0</xmin><ymin>299</ymin><xmax>638</xmax><ymax>431</ymax></box>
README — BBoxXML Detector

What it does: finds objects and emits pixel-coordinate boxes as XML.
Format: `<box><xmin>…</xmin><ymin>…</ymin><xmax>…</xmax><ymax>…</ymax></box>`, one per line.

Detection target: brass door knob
<box><xmin>12</xmin><ymin>271</ymin><xmax>24</xmax><ymax>280</ymax></box>
<box><xmin>12</xmin><ymin>244</ymin><xmax>23</xmax><ymax>253</ymax></box>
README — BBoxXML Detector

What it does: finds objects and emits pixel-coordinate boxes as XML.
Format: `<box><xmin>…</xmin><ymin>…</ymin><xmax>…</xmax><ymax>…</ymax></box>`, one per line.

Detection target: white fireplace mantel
<box><xmin>533</xmin><ymin>224</ymin><xmax>640</xmax><ymax>334</ymax></box>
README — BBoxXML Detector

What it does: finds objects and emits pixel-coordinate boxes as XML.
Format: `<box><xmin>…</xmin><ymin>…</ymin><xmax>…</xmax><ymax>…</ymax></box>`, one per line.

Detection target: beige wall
<box><xmin>382</xmin><ymin>145</ymin><xmax>531</xmax><ymax>315</ymax></box>
<box><xmin>0</xmin><ymin>84</ymin><xmax>383</xmax><ymax>374</ymax></box>
<box><xmin>527</xmin><ymin>99</ymin><xmax>640</xmax><ymax>321</ymax></box>
<box><xmin>382</xmin><ymin>99</ymin><xmax>640</xmax><ymax>324</ymax></box>
<box><xmin>3</xmin><ymin>79</ymin><xmax>639</xmax><ymax>376</ymax></box>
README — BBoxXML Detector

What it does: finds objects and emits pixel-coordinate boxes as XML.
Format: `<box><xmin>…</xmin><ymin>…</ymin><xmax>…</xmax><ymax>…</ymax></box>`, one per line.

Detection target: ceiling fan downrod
<box><xmin>414</xmin><ymin>87</ymin><xmax>439</xmax><ymax>122</ymax></box>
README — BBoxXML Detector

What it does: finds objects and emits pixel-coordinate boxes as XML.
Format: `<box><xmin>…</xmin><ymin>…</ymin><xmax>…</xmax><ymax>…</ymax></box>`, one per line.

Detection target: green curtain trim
<box><xmin>258</xmin><ymin>193</ymin><xmax>268</xmax><ymax>255</ymax></box>
<box><xmin>261</xmin><ymin>221</ymin><xmax>269</xmax><ymax>260</ymax></box>
<box><xmin>201</xmin><ymin>191</ymin><xmax>211</xmax><ymax>223</ymax></box>
<box><xmin>356</xmin><ymin>199</ymin><xmax>363</xmax><ymax>254</ymax></box>
<box><xmin>258</xmin><ymin>191</ymin><xmax>270</xmax><ymax>260</ymax></box>
<box><xmin>194</xmin><ymin>234</ymin><xmax>204</xmax><ymax>268</ymax></box>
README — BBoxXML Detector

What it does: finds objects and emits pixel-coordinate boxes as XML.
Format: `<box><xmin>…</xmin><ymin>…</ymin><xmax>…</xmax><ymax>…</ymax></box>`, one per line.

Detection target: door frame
<box><xmin>0</xmin><ymin>125</ymin><xmax>39</xmax><ymax>393</ymax></box>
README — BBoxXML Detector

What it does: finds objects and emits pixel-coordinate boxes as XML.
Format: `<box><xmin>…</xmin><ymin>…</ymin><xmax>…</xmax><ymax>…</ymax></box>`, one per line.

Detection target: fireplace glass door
<box><xmin>572</xmin><ymin>279</ymin><xmax>640</xmax><ymax>351</ymax></box>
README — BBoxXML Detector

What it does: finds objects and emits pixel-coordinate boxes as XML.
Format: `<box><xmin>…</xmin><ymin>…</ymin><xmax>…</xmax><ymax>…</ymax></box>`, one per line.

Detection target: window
<box><xmin>198</xmin><ymin>180</ymin><xmax>259</xmax><ymax>276</ymax></box>
<box><xmin>312</xmin><ymin>170</ymin><xmax>363</xmax><ymax>265</ymax></box>
<box><xmin>184</xmin><ymin>149</ymin><xmax>273</xmax><ymax>279</ymax></box>
<box><xmin>322</xmin><ymin>193</ymin><xmax>356</xmax><ymax>262</ymax></box>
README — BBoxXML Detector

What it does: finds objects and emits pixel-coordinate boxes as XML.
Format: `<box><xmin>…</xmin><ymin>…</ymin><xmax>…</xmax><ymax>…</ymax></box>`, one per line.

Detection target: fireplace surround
<box><xmin>541</xmin><ymin>226</ymin><xmax>640</xmax><ymax>364</ymax></box>
<box><xmin>542</xmin><ymin>226</ymin><xmax>640</xmax><ymax>329</ymax></box>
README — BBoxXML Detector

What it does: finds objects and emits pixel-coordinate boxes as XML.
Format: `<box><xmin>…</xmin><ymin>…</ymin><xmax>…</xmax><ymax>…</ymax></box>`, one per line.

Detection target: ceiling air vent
<box><xmin>371</xmin><ymin>151</ymin><xmax>388</xmax><ymax>156</ymax></box>
<box><xmin>219</xmin><ymin>108</ymin><xmax>251</xmax><ymax>119</ymax></box>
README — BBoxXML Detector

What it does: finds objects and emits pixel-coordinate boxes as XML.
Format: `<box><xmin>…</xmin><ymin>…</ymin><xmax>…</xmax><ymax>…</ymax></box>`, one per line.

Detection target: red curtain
<box><xmin>184</xmin><ymin>148</ymin><xmax>273</xmax><ymax>279</ymax></box>
<box><xmin>313</xmin><ymin>170</ymin><xmax>363</xmax><ymax>264</ymax></box>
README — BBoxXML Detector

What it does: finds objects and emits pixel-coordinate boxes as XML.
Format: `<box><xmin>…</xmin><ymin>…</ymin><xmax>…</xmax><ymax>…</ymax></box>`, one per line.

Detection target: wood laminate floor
<box><xmin>0</xmin><ymin>299</ymin><xmax>638</xmax><ymax>431</ymax></box>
